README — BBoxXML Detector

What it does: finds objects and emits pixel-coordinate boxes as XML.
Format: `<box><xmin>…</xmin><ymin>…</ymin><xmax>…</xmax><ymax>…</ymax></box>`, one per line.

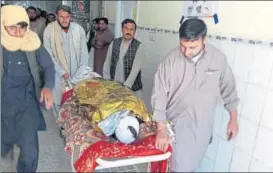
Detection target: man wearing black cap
<box><xmin>43</xmin><ymin>5</ymin><xmax>89</xmax><ymax>120</ymax></box>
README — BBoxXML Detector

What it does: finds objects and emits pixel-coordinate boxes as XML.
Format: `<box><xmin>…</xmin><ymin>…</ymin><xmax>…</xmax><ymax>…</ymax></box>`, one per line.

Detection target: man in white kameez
<box><xmin>152</xmin><ymin>18</ymin><xmax>239</xmax><ymax>172</ymax></box>
<box><xmin>43</xmin><ymin>5</ymin><xmax>89</xmax><ymax>119</ymax></box>
<box><xmin>103</xmin><ymin>19</ymin><xmax>146</xmax><ymax>98</ymax></box>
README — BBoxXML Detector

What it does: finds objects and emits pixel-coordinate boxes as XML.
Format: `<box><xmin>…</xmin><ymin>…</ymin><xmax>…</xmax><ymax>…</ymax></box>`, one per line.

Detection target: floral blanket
<box><xmin>57</xmin><ymin>82</ymin><xmax>172</xmax><ymax>172</ymax></box>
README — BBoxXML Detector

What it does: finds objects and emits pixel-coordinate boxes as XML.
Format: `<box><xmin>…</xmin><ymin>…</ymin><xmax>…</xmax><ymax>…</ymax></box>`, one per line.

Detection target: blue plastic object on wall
<box><xmin>213</xmin><ymin>13</ymin><xmax>219</xmax><ymax>24</ymax></box>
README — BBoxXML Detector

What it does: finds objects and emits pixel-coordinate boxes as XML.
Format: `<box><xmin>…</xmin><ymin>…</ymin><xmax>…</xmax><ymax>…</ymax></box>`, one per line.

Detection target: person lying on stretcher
<box><xmin>71</xmin><ymin>77</ymin><xmax>153</xmax><ymax>143</ymax></box>
<box><xmin>98</xmin><ymin>109</ymin><xmax>145</xmax><ymax>144</ymax></box>
<box><xmin>60</xmin><ymin>77</ymin><xmax>175</xmax><ymax>145</ymax></box>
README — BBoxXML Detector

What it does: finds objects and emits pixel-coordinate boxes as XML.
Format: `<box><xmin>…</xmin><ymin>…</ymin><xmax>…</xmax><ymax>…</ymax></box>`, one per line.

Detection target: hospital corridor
<box><xmin>1</xmin><ymin>1</ymin><xmax>273</xmax><ymax>172</ymax></box>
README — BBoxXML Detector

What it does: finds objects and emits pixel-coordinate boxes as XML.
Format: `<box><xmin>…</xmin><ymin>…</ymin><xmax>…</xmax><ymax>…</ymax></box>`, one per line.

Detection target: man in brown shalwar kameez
<box><xmin>152</xmin><ymin>18</ymin><xmax>239</xmax><ymax>172</ymax></box>
<box><xmin>92</xmin><ymin>17</ymin><xmax>114</xmax><ymax>76</ymax></box>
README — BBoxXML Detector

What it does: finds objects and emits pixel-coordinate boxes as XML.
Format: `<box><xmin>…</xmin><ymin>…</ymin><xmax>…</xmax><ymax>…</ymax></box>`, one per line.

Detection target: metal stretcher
<box><xmin>71</xmin><ymin>152</ymin><xmax>172</xmax><ymax>172</ymax></box>
<box><xmin>60</xmin><ymin>78</ymin><xmax>173</xmax><ymax>172</ymax></box>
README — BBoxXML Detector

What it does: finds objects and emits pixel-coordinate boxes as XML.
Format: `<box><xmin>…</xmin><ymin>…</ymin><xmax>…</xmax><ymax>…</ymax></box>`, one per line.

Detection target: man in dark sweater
<box><xmin>103</xmin><ymin>19</ymin><xmax>145</xmax><ymax>98</ymax></box>
<box><xmin>1</xmin><ymin>5</ymin><xmax>55</xmax><ymax>172</ymax></box>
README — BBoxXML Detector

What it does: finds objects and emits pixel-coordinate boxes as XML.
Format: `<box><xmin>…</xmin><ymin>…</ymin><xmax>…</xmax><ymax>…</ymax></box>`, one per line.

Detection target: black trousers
<box><xmin>1</xmin><ymin>108</ymin><xmax>39</xmax><ymax>172</ymax></box>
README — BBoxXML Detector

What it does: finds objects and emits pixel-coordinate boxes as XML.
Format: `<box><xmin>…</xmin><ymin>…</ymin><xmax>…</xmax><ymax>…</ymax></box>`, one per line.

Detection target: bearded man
<box><xmin>26</xmin><ymin>6</ymin><xmax>46</xmax><ymax>42</ymax></box>
<box><xmin>43</xmin><ymin>5</ymin><xmax>89</xmax><ymax>120</ymax></box>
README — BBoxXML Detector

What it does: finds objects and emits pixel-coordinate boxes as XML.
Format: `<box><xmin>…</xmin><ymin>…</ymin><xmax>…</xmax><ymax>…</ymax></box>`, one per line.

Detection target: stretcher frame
<box><xmin>62</xmin><ymin>79</ymin><xmax>172</xmax><ymax>172</ymax></box>
<box><xmin>62</xmin><ymin>114</ymin><xmax>172</xmax><ymax>172</ymax></box>
<box><xmin>62</xmin><ymin>119</ymin><xmax>172</xmax><ymax>172</ymax></box>
<box><xmin>70</xmin><ymin>151</ymin><xmax>172</xmax><ymax>171</ymax></box>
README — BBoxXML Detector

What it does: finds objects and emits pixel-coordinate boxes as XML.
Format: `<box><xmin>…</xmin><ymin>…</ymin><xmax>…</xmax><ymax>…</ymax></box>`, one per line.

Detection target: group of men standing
<box><xmin>26</xmin><ymin>4</ymin><xmax>145</xmax><ymax>120</ymax></box>
<box><xmin>26</xmin><ymin>6</ymin><xmax>56</xmax><ymax>42</ymax></box>
<box><xmin>1</xmin><ymin>3</ymin><xmax>240</xmax><ymax>173</ymax></box>
<box><xmin>86</xmin><ymin>16</ymin><xmax>145</xmax><ymax>99</ymax></box>
<box><xmin>44</xmin><ymin>6</ymin><xmax>145</xmax><ymax>119</ymax></box>
<box><xmin>86</xmin><ymin>17</ymin><xmax>145</xmax><ymax>98</ymax></box>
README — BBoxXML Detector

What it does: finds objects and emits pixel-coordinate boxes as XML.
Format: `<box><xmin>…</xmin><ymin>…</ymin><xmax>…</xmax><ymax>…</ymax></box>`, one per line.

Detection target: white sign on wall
<box><xmin>181</xmin><ymin>0</ymin><xmax>219</xmax><ymax>24</ymax></box>
<box><xmin>183</xmin><ymin>0</ymin><xmax>219</xmax><ymax>17</ymax></box>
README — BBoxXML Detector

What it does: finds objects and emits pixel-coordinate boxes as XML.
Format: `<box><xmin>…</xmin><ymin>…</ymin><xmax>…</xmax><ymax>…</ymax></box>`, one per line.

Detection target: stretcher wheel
<box><xmin>59</xmin><ymin>127</ymin><xmax>65</xmax><ymax>138</ymax></box>
<box><xmin>59</xmin><ymin>127</ymin><xmax>66</xmax><ymax>146</ymax></box>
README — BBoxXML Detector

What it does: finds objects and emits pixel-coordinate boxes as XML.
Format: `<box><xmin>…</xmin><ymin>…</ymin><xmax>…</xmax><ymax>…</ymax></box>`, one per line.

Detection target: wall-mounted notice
<box><xmin>181</xmin><ymin>1</ymin><xmax>219</xmax><ymax>24</ymax></box>
<box><xmin>72</xmin><ymin>0</ymin><xmax>90</xmax><ymax>15</ymax></box>
<box><xmin>183</xmin><ymin>0</ymin><xmax>219</xmax><ymax>17</ymax></box>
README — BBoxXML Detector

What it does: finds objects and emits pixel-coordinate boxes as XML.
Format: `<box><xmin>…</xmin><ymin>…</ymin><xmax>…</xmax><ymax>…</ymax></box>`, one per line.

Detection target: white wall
<box><xmin>89</xmin><ymin>1</ymin><xmax>101</xmax><ymax>20</ymax></box>
<box><xmin>106</xmin><ymin>1</ymin><xmax>273</xmax><ymax>40</ymax></box>
<box><xmin>106</xmin><ymin>1</ymin><xmax>273</xmax><ymax>172</ymax></box>
<box><xmin>104</xmin><ymin>1</ymin><xmax>116</xmax><ymax>22</ymax></box>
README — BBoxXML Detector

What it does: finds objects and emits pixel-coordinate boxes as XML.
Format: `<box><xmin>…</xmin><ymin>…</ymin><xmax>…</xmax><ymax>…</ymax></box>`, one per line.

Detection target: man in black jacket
<box><xmin>1</xmin><ymin>5</ymin><xmax>55</xmax><ymax>172</ymax></box>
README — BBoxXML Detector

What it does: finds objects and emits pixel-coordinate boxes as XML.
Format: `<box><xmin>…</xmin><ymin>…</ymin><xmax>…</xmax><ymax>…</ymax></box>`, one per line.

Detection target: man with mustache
<box><xmin>92</xmin><ymin>17</ymin><xmax>114</xmax><ymax>76</ymax></box>
<box><xmin>152</xmin><ymin>18</ymin><xmax>239</xmax><ymax>172</ymax></box>
<box><xmin>103</xmin><ymin>19</ymin><xmax>146</xmax><ymax>98</ymax></box>
<box><xmin>43</xmin><ymin>5</ymin><xmax>89</xmax><ymax>120</ymax></box>
<box><xmin>26</xmin><ymin>6</ymin><xmax>46</xmax><ymax>42</ymax></box>
<box><xmin>1</xmin><ymin>5</ymin><xmax>55</xmax><ymax>172</ymax></box>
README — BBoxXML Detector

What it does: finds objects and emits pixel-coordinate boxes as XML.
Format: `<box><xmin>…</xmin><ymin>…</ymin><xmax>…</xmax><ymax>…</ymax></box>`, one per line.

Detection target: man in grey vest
<box><xmin>1</xmin><ymin>5</ymin><xmax>55</xmax><ymax>172</ymax></box>
<box><xmin>103</xmin><ymin>19</ymin><xmax>146</xmax><ymax>98</ymax></box>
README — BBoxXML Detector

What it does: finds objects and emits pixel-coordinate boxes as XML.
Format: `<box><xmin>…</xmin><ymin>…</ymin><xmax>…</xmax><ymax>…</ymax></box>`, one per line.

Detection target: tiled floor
<box><xmin>0</xmin><ymin>110</ymin><xmax>148</xmax><ymax>172</ymax></box>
